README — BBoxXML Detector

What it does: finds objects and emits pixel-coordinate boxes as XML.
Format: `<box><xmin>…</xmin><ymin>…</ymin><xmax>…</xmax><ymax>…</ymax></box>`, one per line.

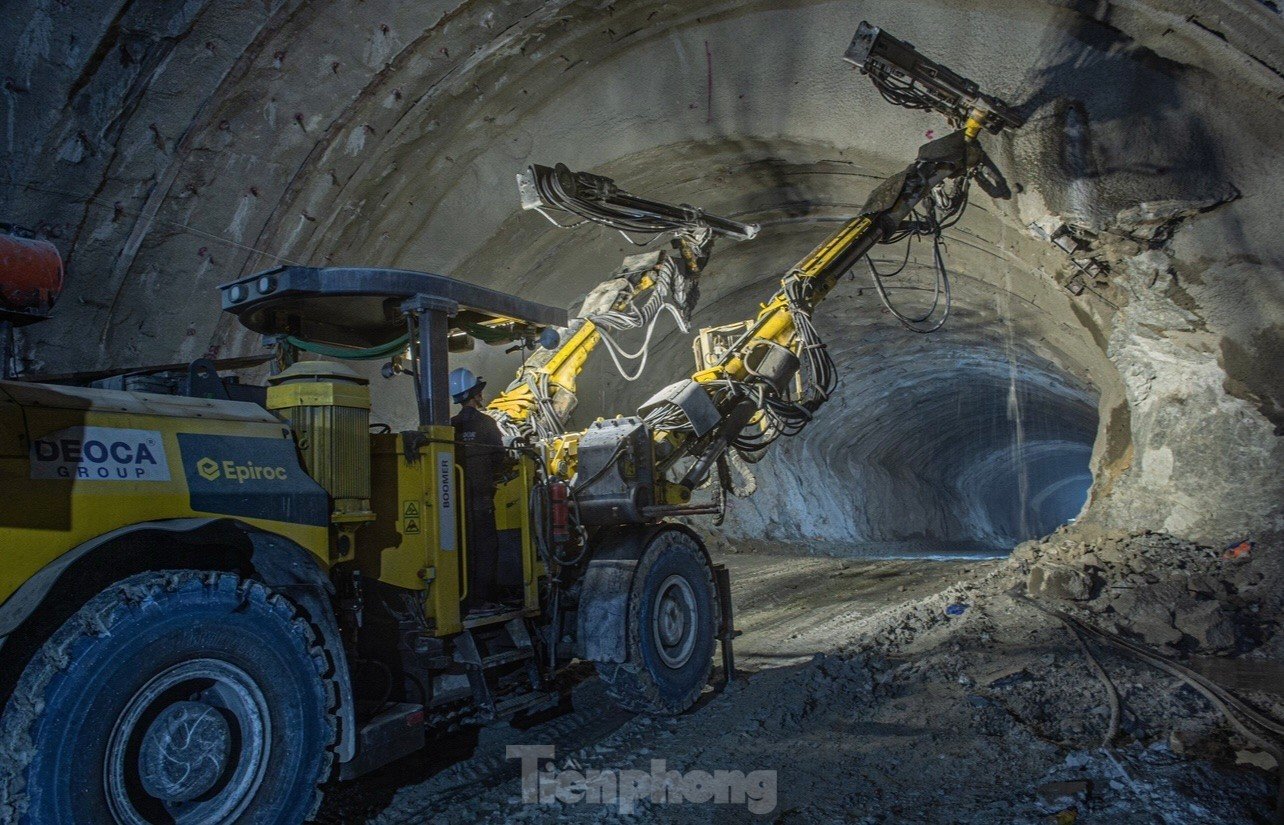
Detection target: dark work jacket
<box><xmin>451</xmin><ymin>404</ymin><xmax>504</xmax><ymax>512</ymax></box>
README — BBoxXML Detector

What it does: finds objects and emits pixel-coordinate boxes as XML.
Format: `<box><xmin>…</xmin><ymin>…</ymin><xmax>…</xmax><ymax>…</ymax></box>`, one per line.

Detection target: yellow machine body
<box><xmin>0</xmin><ymin>380</ymin><xmax>332</xmax><ymax>607</ymax></box>
<box><xmin>354</xmin><ymin>428</ymin><xmax>540</xmax><ymax>637</ymax></box>
<box><xmin>0</xmin><ymin>372</ymin><xmax>542</xmax><ymax>638</ymax></box>
<box><xmin>267</xmin><ymin>361</ymin><xmax>375</xmax><ymax>562</ymax></box>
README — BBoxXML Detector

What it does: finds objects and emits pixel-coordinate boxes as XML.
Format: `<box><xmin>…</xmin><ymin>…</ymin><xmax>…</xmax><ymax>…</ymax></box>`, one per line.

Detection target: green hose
<box><xmin>287</xmin><ymin>321</ymin><xmax>518</xmax><ymax>359</ymax></box>
<box><xmin>285</xmin><ymin>333</ymin><xmax>409</xmax><ymax>360</ymax></box>
<box><xmin>459</xmin><ymin>321</ymin><xmax>518</xmax><ymax>345</ymax></box>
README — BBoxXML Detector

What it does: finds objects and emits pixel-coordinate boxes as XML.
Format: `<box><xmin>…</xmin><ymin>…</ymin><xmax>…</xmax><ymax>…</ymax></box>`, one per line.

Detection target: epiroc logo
<box><xmin>30</xmin><ymin>427</ymin><xmax>170</xmax><ymax>481</ymax></box>
<box><xmin>194</xmin><ymin>457</ymin><xmax>288</xmax><ymax>483</ymax></box>
<box><xmin>196</xmin><ymin>458</ymin><xmax>220</xmax><ymax>481</ymax></box>
<box><xmin>178</xmin><ymin>433</ymin><xmax>328</xmax><ymax>527</ymax></box>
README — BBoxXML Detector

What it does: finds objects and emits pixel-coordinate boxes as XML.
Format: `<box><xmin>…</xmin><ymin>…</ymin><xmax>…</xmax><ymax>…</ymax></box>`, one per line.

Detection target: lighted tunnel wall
<box><xmin>712</xmin><ymin>354</ymin><xmax>1098</xmax><ymax>554</ymax></box>
<box><xmin>2</xmin><ymin>0</ymin><xmax>1281</xmax><ymax>550</ymax></box>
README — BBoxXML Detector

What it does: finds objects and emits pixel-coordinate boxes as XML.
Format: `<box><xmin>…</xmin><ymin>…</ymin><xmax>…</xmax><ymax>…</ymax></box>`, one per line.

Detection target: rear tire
<box><xmin>597</xmin><ymin>530</ymin><xmax>718</xmax><ymax>715</ymax></box>
<box><xmin>0</xmin><ymin>570</ymin><xmax>338</xmax><ymax>825</ymax></box>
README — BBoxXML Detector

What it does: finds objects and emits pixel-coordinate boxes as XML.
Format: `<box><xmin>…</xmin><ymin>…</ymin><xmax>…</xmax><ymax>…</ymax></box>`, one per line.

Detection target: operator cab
<box><xmin>221</xmin><ymin>265</ymin><xmax>567</xmax><ymax>624</ymax></box>
<box><xmin>221</xmin><ymin>265</ymin><xmax>565</xmax><ymax>427</ymax></box>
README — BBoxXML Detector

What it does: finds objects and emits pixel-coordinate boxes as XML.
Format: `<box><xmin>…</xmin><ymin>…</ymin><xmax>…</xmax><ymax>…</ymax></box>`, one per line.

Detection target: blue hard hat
<box><xmin>449</xmin><ymin>367</ymin><xmax>484</xmax><ymax>403</ymax></box>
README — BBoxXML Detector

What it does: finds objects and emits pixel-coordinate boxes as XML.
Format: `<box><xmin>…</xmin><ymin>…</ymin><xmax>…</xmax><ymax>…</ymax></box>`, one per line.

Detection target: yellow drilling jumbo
<box><xmin>0</xmin><ymin>21</ymin><xmax>1022</xmax><ymax>823</ymax></box>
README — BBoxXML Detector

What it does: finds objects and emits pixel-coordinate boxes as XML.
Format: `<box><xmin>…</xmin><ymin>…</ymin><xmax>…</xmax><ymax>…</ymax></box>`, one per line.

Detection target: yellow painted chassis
<box><xmin>0</xmin><ymin>390</ymin><xmax>541</xmax><ymax>642</ymax></box>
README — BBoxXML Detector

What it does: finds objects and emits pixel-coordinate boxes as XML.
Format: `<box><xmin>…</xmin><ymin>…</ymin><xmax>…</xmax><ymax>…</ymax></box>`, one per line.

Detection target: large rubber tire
<box><xmin>0</xmin><ymin>571</ymin><xmax>338</xmax><ymax>825</ymax></box>
<box><xmin>597</xmin><ymin>530</ymin><xmax>718</xmax><ymax>715</ymax></box>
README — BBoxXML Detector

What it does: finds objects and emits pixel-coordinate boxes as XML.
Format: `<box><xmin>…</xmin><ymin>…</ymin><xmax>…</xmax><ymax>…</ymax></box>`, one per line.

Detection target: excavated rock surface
<box><xmin>1013</xmin><ymin>531</ymin><xmax>1283</xmax><ymax>659</ymax></box>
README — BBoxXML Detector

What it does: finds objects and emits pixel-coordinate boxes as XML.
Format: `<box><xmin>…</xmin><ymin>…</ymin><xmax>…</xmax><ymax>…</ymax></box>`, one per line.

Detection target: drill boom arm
<box><xmin>487</xmin><ymin>251</ymin><xmax>681</xmax><ymax>439</ymax></box>
<box><xmin>518</xmin><ymin>163</ymin><xmax>759</xmax><ymax>241</ymax></box>
<box><xmin>650</xmin><ymin>131</ymin><xmax>986</xmax><ymax>482</ymax></box>
<box><xmin>546</xmin><ymin>21</ymin><xmax>1022</xmax><ymax>525</ymax></box>
<box><xmin>489</xmin><ymin>166</ymin><xmax>759</xmax><ymax>441</ymax></box>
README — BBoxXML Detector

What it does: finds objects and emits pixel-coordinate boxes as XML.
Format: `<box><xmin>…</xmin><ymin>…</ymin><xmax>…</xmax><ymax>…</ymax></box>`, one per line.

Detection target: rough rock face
<box><xmin>1027</xmin><ymin>562</ymin><xmax>1097</xmax><ymax>602</ymax></box>
<box><xmin>1084</xmin><ymin>250</ymin><xmax>1284</xmax><ymax>544</ymax></box>
<box><xmin>1</xmin><ymin>0</ymin><xmax>1281</xmax><ymax>549</ymax></box>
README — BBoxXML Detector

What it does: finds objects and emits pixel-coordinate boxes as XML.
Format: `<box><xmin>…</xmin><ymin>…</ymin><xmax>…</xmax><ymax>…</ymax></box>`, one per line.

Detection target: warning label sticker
<box><xmin>403</xmin><ymin>500</ymin><xmax>421</xmax><ymax>534</ymax></box>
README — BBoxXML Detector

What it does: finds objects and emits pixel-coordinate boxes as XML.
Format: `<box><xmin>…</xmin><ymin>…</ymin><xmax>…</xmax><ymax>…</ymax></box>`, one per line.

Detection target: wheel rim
<box><xmin>651</xmin><ymin>574</ymin><xmax>698</xmax><ymax>669</ymax></box>
<box><xmin>104</xmin><ymin>658</ymin><xmax>271</xmax><ymax>825</ymax></box>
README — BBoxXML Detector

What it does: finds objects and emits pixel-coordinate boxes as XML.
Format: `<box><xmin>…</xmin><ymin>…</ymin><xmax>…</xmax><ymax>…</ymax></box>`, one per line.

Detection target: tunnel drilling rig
<box><xmin>0</xmin><ymin>22</ymin><xmax>1022</xmax><ymax>823</ymax></box>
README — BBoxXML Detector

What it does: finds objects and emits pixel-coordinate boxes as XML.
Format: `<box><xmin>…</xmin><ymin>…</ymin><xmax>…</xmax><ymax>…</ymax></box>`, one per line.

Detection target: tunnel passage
<box><xmin>408</xmin><ymin>134</ymin><xmax>1108</xmax><ymax>554</ymax></box>
<box><xmin>379</xmin><ymin>251</ymin><xmax>1104</xmax><ymax>555</ymax></box>
<box><xmin>721</xmin><ymin>339</ymin><xmax>1099</xmax><ymax>555</ymax></box>
<box><xmin>3</xmin><ymin>0</ymin><xmax>1281</xmax><ymax>546</ymax></box>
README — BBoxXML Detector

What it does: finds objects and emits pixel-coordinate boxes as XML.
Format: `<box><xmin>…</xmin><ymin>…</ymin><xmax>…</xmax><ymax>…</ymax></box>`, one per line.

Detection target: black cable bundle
<box><xmin>865</xmin><ymin>170</ymin><xmax>970</xmax><ymax>333</ymax></box>
<box><xmin>866</xmin><ymin>65</ymin><xmax>963</xmax><ymax>125</ymax></box>
<box><xmin>532</xmin><ymin>167</ymin><xmax>709</xmax><ymax>239</ymax></box>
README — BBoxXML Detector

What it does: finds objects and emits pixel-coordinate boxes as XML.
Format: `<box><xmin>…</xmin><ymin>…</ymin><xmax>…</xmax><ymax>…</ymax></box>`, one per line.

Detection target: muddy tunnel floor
<box><xmin>316</xmin><ymin>537</ymin><xmax>1283</xmax><ymax>824</ymax></box>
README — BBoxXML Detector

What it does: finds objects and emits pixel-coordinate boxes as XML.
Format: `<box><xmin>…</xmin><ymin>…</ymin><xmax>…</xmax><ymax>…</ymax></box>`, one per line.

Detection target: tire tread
<box><xmin>597</xmin><ymin>530</ymin><xmax>718</xmax><ymax>716</ymax></box>
<box><xmin>0</xmin><ymin>570</ymin><xmax>340</xmax><ymax>824</ymax></box>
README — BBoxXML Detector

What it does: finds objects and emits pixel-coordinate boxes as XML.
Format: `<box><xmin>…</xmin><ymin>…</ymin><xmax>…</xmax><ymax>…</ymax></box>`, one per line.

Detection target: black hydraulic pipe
<box><xmin>606</xmin><ymin>192</ymin><xmax>759</xmax><ymax>241</ymax></box>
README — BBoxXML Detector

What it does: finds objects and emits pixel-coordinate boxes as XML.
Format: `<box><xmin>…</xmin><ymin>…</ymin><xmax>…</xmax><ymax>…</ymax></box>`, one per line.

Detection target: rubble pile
<box><xmin>1012</xmin><ymin>531</ymin><xmax>1282</xmax><ymax>658</ymax></box>
<box><xmin>830</xmin><ymin>529</ymin><xmax>1284</xmax><ymax>820</ymax></box>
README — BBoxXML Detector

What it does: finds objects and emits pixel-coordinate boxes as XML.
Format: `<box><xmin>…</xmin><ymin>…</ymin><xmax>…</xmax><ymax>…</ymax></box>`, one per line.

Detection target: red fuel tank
<box><xmin>0</xmin><ymin>233</ymin><xmax>64</xmax><ymax>320</ymax></box>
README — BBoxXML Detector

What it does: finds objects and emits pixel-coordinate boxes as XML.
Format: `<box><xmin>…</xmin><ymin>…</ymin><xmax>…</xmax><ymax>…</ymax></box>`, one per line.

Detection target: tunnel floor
<box><xmin>317</xmin><ymin>540</ymin><xmax>1281</xmax><ymax>824</ymax></box>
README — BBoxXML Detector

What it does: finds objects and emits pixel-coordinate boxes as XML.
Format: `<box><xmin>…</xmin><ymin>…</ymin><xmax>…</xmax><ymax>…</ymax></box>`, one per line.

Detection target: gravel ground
<box><xmin>317</xmin><ymin>533</ymin><xmax>1281</xmax><ymax>823</ymax></box>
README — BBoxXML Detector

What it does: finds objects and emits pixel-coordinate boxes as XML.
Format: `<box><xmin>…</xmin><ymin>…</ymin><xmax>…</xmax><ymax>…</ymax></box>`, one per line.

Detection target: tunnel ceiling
<box><xmin>2</xmin><ymin>0</ymin><xmax>1282</xmax><ymax>548</ymax></box>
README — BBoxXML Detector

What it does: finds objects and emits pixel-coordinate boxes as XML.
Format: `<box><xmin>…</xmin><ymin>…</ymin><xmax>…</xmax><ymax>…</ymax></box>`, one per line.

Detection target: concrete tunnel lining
<box><xmin>2</xmin><ymin>0</ymin><xmax>1281</xmax><ymax>550</ymax></box>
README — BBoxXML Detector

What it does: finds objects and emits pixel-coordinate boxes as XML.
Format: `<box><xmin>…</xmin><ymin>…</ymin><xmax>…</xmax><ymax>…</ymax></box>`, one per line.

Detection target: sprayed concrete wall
<box><xmin>1</xmin><ymin>0</ymin><xmax>1280</xmax><ymax>550</ymax></box>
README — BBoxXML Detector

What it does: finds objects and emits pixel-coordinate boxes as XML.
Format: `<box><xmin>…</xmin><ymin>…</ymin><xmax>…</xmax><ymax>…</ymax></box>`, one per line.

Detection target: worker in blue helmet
<box><xmin>449</xmin><ymin>368</ymin><xmax>508</xmax><ymax>614</ymax></box>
